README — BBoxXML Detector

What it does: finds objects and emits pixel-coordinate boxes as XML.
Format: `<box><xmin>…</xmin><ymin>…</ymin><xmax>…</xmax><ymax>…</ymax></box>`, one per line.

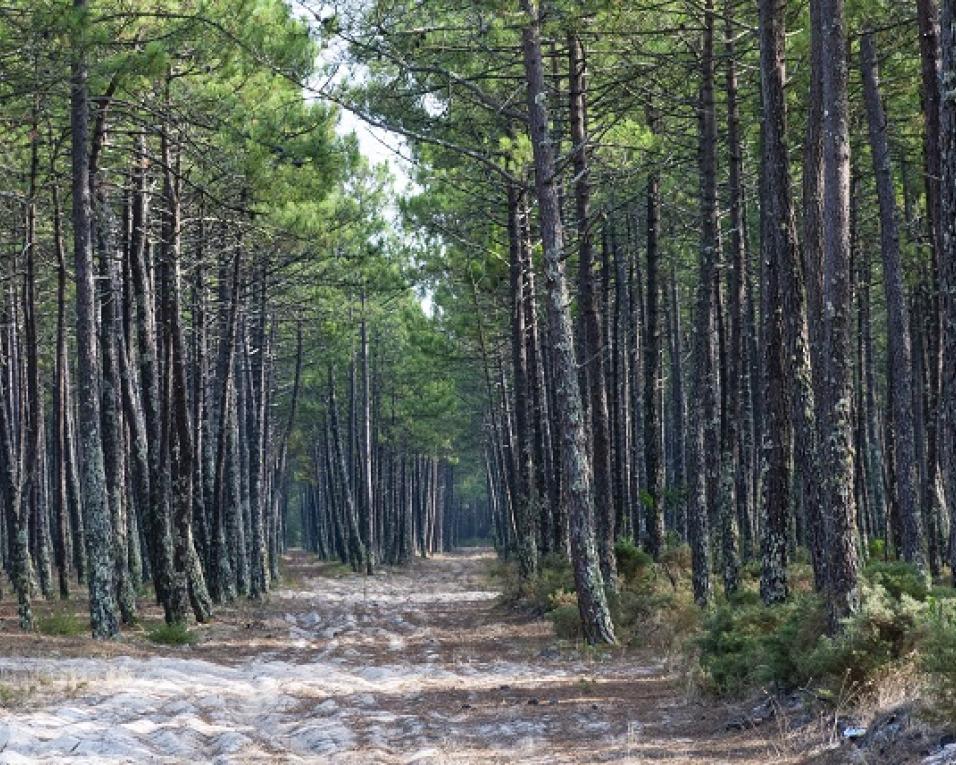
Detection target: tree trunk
<box><xmin>818</xmin><ymin>0</ymin><xmax>861</xmax><ymax>627</ymax></box>
<box><xmin>520</xmin><ymin>0</ymin><xmax>615</xmax><ymax>644</ymax></box>
<box><xmin>757</xmin><ymin>0</ymin><xmax>794</xmax><ymax>605</ymax></box>
<box><xmin>569</xmin><ymin>32</ymin><xmax>616</xmax><ymax>589</ymax></box>
<box><xmin>71</xmin><ymin>0</ymin><xmax>118</xmax><ymax>638</ymax></box>
<box><xmin>860</xmin><ymin>31</ymin><xmax>926</xmax><ymax>568</ymax></box>
<box><xmin>687</xmin><ymin>0</ymin><xmax>718</xmax><ymax>606</ymax></box>
<box><xmin>939</xmin><ymin>0</ymin><xmax>956</xmax><ymax>583</ymax></box>
<box><xmin>643</xmin><ymin>109</ymin><xmax>665</xmax><ymax>560</ymax></box>
<box><xmin>509</xmin><ymin>185</ymin><xmax>538</xmax><ymax>577</ymax></box>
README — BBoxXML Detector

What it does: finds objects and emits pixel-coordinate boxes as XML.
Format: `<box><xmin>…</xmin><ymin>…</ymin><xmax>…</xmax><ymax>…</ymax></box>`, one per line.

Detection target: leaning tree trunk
<box><xmin>520</xmin><ymin>0</ymin><xmax>614</xmax><ymax>644</ymax></box>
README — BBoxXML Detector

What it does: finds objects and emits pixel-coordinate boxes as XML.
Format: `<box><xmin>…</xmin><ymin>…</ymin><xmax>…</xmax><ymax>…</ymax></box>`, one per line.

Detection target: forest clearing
<box><xmin>0</xmin><ymin>0</ymin><xmax>956</xmax><ymax>762</ymax></box>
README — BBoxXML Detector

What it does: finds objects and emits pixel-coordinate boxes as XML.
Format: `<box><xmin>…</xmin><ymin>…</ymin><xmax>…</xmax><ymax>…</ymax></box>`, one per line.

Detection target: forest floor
<box><xmin>0</xmin><ymin>548</ymin><xmax>879</xmax><ymax>763</ymax></box>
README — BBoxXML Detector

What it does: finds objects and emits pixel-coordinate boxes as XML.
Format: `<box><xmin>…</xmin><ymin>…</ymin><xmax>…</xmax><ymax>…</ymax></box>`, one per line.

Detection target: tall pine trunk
<box><xmin>520</xmin><ymin>0</ymin><xmax>615</xmax><ymax>644</ymax></box>
<box><xmin>818</xmin><ymin>0</ymin><xmax>861</xmax><ymax>627</ymax></box>
<box><xmin>72</xmin><ymin>0</ymin><xmax>118</xmax><ymax>638</ymax></box>
<box><xmin>860</xmin><ymin>32</ymin><xmax>926</xmax><ymax>568</ymax></box>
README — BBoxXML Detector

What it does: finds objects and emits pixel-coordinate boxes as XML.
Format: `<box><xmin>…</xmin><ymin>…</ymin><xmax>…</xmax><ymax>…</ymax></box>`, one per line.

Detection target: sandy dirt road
<box><xmin>0</xmin><ymin>549</ymin><xmax>818</xmax><ymax>763</ymax></box>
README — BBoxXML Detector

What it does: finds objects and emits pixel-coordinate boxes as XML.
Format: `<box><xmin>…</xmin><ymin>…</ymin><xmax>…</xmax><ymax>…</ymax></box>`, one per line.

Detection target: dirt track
<box><xmin>0</xmin><ymin>549</ymin><xmax>827</xmax><ymax>763</ymax></box>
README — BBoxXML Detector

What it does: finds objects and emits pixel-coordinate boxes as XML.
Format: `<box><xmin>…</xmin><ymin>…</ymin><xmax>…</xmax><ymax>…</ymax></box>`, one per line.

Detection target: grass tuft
<box><xmin>146</xmin><ymin>621</ymin><xmax>198</xmax><ymax>646</ymax></box>
<box><xmin>36</xmin><ymin>611</ymin><xmax>86</xmax><ymax>637</ymax></box>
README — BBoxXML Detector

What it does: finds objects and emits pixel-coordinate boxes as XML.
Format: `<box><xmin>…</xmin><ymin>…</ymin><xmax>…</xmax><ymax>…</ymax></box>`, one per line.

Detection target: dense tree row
<box><xmin>332</xmin><ymin>0</ymin><xmax>956</xmax><ymax>641</ymax></box>
<box><xmin>0</xmin><ymin>0</ymin><xmax>472</xmax><ymax>637</ymax></box>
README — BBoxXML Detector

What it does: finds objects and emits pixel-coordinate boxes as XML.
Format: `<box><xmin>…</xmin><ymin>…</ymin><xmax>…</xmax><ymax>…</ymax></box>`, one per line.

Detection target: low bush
<box><xmin>492</xmin><ymin>553</ymin><xmax>574</xmax><ymax>615</ymax></box>
<box><xmin>36</xmin><ymin>611</ymin><xmax>86</xmax><ymax>637</ymax></box>
<box><xmin>802</xmin><ymin>583</ymin><xmax>926</xmax><ymax>685</ymax></box>
<box><xmin>868</xmin><ymin>537</ymin><xmax>887</xmax><ymax>560</ymax></box>
<box><xmin>146</xmin><ymin>622</ymin><xmax>197</xmax><ymax>646</ymax></box>
<box><xmin>659</xmin><ymin>543</ymin><xmax>692</xmax><ymax>589</ymax></box>
<box><xmin>614</xmin><ymin>538</ymin><xmax>653</xmax><ymax>586</ymax></box>
<box><xmin>547</xmin><ymin>589</ymin><xmax>583</xmax><ymax>640</ymax></box>
<box><xmin>922</xmin><ymin>600</ymin><xmax>956</xmax><ymax>722</ymax></box>
<box><xmin>699</xmin><ymin>561</ymin><xmax>940</xmax><ymax>698</ymax></box>
<box><xmin>698</xmin><ymin>593</ymin><xmax>825</xmax><ymax>696</ymax></box>
<box><xmin>862</xmin><ymin>559</ymin><xmax>929</xmax><ymax>602</ymax></box>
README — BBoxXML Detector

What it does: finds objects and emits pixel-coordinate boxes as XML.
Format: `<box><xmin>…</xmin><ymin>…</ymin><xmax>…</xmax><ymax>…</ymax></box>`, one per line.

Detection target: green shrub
<box><xmin>740</xmin><ymin>558</ymin><xmax>762</xmax><ymax>582</ymax></box>
<box><xmin>146</xmin><ymin>622</ymin><xmax>197</xmax><ymax>646</ymax></box>
<box><xmin>698</xmin><ymin>577</ymin><xmax>938</xmax><ymax>697</ymax></box>
<box><xmin>863</xmin><ymin>560</ymin><xmax>929</xmax><ymax>602</ymax></box>
<box><xmin>799</xmin><ymin>584</ymin><xmax>925</xmax><ymax>685</ymax></box>
<box><xmin>548</xmin><ymin>605</ymin><xmax>582</xmax><ymax>640</ymax></box>
<box><xmin>494</xmin><ymin>554</ymin><xmax>575</xmax><ymax>614</ymax></box>
<box><xmin>612</xmin><ymin>585</ymin><xmax>699</xmax><ymax>651</ymax></box>
<box><xmin>792</xmin><ymin>546</ymin><xmax>811</xmax><ymax>565</ymax></box>
<box><xmin>659</xmin><ymin>543</ymin><xmax>691</xmax><ymax>588</ymax></box>
<box><xmin>547</xmin><ymin>589</ymin><xmax>583</xmax><ymax>640</ymax></box>
<box><xmin>37</xmin><ymin>611</ymin><xmax>85</xmax><ymax>637</ymax></box>
<box><xmin>528</xmin><ymin>554</ymin><xmax>575</xmax><ymax>613</ymax></box>
<box><xmin>727</xmin><ymin>588</ymin><xmax>761</xmax><ymax>607</ymax></box>
<box><xmin>698</xmin><ymin>593</ymin><xmax>824</xmax><ymax>695</ymax></box>
<box><xmin>614</xmin><ymin>539</ymin><xmax>653</xmax><ymax>586</ymax></box>
<box><xmin>868</xmin><ymin>537</ymin><xmax>887</xmax><ymax>560</ymax></box>
<box><xmin>930</xmin><ymin>585</ymin><xmax>956</xmax><ymax>601</ymax></box>
<box><xmin>922</xmin><ymin>599</ymin><xmax>956</xmax><ymax>721</ymax></box>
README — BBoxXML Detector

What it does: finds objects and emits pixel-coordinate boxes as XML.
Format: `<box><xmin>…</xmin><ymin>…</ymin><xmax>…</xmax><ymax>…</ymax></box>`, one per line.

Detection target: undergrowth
<box><xmin>492</xmin><ymin>537</ymin><xmax>699</xmax><ymax>651</ymax></box>
<box><xmin>699</xmin><ymin>557</ymin><xmax>956</xmax><ymax>708</ymax></box>
<box><xmin>146</xmin><ymin>621</ymin><xmax>198</xmax><ymax>646</ymax></box>
<box><xmin>36</xmin><ymin>611</ymin><xmax>86</xmax><ymax>637</ymax></box>
<box><xmin>491</xmin><ymin>537</ymin><xmax>956</xmax><ymax>722</ymax></box>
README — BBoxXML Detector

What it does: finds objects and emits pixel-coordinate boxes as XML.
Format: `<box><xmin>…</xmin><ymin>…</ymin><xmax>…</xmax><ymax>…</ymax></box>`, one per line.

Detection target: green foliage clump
<box><xmin>530</xmin><ymin>554</ymin><xmax>576</xmax><ymax>613</ymax></box>
<box><xmin>493</xmin><ymin>554</ymin><xmax>574</xmax><ymax>614</ymax></box>
<box><xmin>659</xmin><ymin>542</ymin><xmax>692</xmax><ymax>588</ymax></box>
<box><xmin>698</xmin><ymin>593</ymin><xmax>825</xmax><ymax>696</ymax></box>
<box><xmin>922</xmin><ymin>599</ymin><xmax>956</xmax><ymax>721</ymax></box>
<box><xmin>547</xmin><ymin>589</ymin><xmax>583</xmax><ymax>640</ymax></box>
<box><xmin>803</xmin><ymin>583</ymin><xmax>926</xmax><ymax>685</ymax></box>
<box><xmin>862</xmin><ymin>559</ymin><xmax>929</xmax><ymax>601</ymax></box>
<box><xmin>611</xmin><ymin>585</ymin><xmax>700</xmax><ymax>651</ymax></box>
<box><xmin>36</xmin><ymin>611</ymin><xmax>85</xmax><ymax>637</ymax></box>
<box><xmin>614</xmin><ymin>538</ymin><xmax>653</xmax><ymax>586</ymax></box>
<box><xmin>146</xmin><ymin>622</ymin><xmax>198</xmax><ymax>647</ymax></box>
<box><xmin>868</xmin><ymin>537</ymin><xmax>887</xmax><ymax>560</ymax></box>
<box><xmin>699</xmin><ymin>563</ymin><xmax>940</xmax><ymax>698</ymax></box>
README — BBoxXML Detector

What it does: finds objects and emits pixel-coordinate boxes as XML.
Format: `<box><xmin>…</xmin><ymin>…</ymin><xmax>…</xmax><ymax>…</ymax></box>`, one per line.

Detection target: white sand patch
<box><xmin>0</xmin><ymin>552</ymin><xmax>654</xmax><ymax>763</ymax></box>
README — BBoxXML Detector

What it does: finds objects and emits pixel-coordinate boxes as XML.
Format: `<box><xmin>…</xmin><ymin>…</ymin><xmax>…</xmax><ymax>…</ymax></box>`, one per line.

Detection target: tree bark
<box><xmin>643</xmin><ymin>109</ymin><xmax>665</xmax><ymax>560</ymax></box>
<box><xmin>520</xmin><ymin>0</ymin><xmax>615</xmax><ymax>644</ymax></box>
<box><xmin>818</xmin><ymin>0</ymin><xmax>861</xmax><ymax>627</ymax></box>
<box><xmin>687</xmin><ymin>0</ymin><xmax>718</xmax><ymax>606</ymax></box>
<box><xmin>860</xmin><ymin>31</ymin><xmax>926</xmax><ymax>569</ymax></box>
<box><xmin>71</xmin><ymin>0</ymin><xmax>119</xmax><ymax>638</ymax></box>
<box><xmin>569</xmin><ymin>32</ymin><xmax>616</xmax><ymax>588</ymax></box>
<box><xmin>939</xmin><ymin>0</ymin><xmax>956</xmax><ymax>583</ymax></box>
<box><xmin>757</xmin><ymin>0</ymin><xmax>793</xmax><ymax>605</ymax></box>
